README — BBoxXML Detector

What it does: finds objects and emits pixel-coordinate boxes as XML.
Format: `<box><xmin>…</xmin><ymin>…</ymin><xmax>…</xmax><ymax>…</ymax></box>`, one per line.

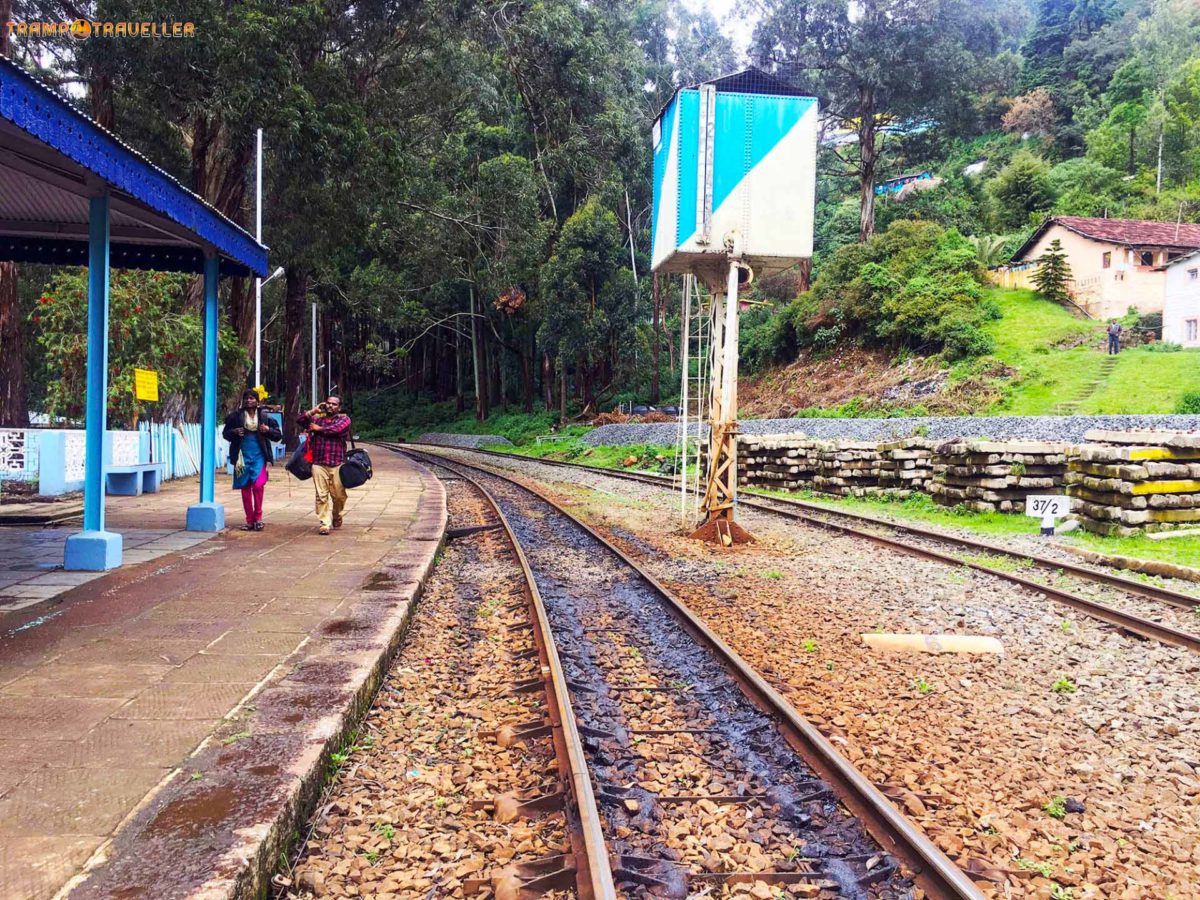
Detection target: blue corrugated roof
<box><xmin>0</xmin><ymin>57</ymin><xmax>267</xmax><ymax>277</ymax></box>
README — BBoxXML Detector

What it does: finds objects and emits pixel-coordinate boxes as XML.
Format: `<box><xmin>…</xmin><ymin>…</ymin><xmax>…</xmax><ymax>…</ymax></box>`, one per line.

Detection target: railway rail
<box><xmin>405</xmin><ymin>443</ymin><xmax>1200</xmax><ymax>656</ymax></box>
<box><xmin>394</xmin><ymin>444</ymin><xmax>987</xmax><ymax>900</ymax></box>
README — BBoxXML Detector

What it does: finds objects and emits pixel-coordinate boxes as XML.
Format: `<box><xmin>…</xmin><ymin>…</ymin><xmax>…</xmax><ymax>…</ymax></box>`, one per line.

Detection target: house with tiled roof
<box><xmin>1001</xmin><ymin>216</ymin><xmax>1200</xmax><ymax>318</ymax></box>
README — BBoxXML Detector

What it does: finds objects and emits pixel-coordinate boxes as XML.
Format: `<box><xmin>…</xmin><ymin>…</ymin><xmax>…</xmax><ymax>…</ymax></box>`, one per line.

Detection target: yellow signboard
<box><xmin>134</xmin><ymin>368</ymin><xmax>159</xmax><ymax>401</ymax></box>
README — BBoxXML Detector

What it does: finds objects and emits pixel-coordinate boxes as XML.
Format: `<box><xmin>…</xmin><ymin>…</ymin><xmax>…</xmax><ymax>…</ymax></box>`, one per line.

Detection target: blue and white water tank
<box><xmin>651</xmin><ymin>69</ymin><xmax>818</xmax><ymax>282</ymax></box>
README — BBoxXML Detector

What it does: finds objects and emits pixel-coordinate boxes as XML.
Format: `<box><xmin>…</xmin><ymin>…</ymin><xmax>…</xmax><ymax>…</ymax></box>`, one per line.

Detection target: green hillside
<box><xmin>983</xmin><ymin>288</ymin><xmax>1200</xmax><ymax>415</ymax></box>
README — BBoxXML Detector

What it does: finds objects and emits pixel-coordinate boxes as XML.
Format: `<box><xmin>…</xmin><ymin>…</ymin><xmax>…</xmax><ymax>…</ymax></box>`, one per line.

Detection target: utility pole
<box><xmin>310</xmin><ymin>302</ymin><xmax>317</xmax><ymax>407</ymax></box>
<box><xmin>254</xmin><ymin>128</ymin><xmax>263</xmax><ymax>387</ymax></box>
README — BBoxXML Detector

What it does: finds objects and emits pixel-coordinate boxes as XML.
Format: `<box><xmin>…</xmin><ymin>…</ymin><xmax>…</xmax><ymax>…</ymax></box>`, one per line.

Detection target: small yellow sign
<box><xmin>134</xmin><ymin>368</ymin><xmax>159</xmax><ymax>401</ymax></box>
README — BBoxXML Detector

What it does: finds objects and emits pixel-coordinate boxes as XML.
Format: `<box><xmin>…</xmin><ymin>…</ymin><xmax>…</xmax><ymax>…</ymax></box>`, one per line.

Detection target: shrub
<box><xmin>1176</xmin><ymin>391</ymin><xmax>1200</xmax><ymax>414</ymax></box>
<box><xmin>1145</xmin><ymin>341</ymin><xmax>1181</xmax><ymax>353</ymax></box>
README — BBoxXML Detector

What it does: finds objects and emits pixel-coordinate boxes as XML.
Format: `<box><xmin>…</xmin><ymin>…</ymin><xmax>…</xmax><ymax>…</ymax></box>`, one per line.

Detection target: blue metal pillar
<box><xmin>186</xmin><ymin>252</ymin><xmax>225</xmax><ymax>531</ymax></box>
<box><xmin>64</xmin><ymin>194</ymin><xmax>123</xmax><ymax>570</ymax></box>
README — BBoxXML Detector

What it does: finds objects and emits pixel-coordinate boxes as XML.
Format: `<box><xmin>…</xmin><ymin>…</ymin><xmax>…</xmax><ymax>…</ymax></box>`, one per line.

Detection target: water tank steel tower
<box><xmin>651</xmin><ymin>69</ymin><xmax>817</xmax><ymax>544</ymax></box>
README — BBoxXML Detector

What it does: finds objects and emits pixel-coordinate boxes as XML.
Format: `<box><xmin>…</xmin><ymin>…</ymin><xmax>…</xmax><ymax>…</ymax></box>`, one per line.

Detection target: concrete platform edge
<box><xmin>62</xmin><ymin>461</ymin><xmax>449</xmax><ymax>900</ymax></box>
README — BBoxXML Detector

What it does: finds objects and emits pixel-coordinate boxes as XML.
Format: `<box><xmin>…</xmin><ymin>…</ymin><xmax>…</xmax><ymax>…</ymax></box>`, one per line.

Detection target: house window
<box><xmin>1189</xmin><ymin>268</ymin><xmax>1199</xmax><ymax>281</ymax></box>
<box><xmin>1188</xmin><ymin>319</ymin><xmax>1199</xmax><ymax>342</ymax></box>
<box><xmin>1102</xmin><ymin>252</ymin><xmax>1111</xmax><ymax>269</ymax></box>
<box><xmin>1139</xmin><ymin>250</ymin><xmax>1155</xmax><ymax>267</ymax></box>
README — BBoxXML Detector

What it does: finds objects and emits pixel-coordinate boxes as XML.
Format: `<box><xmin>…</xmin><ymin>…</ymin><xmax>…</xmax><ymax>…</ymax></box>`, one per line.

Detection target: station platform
<box><xmin>0</xmin><ymin>449</ymin><xmax>445</xmax><ymax>900</ymax></box>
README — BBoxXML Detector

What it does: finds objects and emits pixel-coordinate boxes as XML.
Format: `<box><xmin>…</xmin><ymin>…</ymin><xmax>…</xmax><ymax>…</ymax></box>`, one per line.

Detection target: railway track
<box><xmin>395</xmin><ymin>445</ymin><xmax>987</xmax><ymax>900</ymax></box>
<box><xmin>404</xmin><ymin>443</ymin><xmax>1200</xmax><ymax>656</ymax></box>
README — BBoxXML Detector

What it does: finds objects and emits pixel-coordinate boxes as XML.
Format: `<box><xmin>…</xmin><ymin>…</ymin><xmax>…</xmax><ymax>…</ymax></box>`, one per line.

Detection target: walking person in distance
<box><xmin>1107</xmin><ymin>320</ymin><xmax>1122</xmax><ymax>355</ymax></box>
<box><xmin>297</xmin><ymin>395</ymin><xmax>352</xmax><ymax>535</ymax></box>
<box><xmin>224</xmin><ymin>389</ymin><xmax>282</xmax><ymax>531</ymax></box>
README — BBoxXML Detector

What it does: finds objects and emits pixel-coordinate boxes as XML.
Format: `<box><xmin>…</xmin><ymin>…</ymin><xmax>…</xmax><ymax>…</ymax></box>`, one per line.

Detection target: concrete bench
<box><xmin>106</xmin><ymin>463</ymin><xmax>165</xmax><ymax>496</ymax></box>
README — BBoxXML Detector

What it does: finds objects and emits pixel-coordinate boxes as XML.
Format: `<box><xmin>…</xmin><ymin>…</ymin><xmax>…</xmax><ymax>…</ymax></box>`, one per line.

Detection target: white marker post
<box><xmin>1026</xmin><ymin>494</ymin><xmax>1071</xmax><ymax>536</ymax></box>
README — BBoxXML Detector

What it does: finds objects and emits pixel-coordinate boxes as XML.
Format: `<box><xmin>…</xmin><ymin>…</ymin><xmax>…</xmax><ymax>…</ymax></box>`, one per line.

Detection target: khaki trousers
<box><xmin>311</xmin><ymin>464</ymin><xmax>347</xmax><ymax>528</ymax></box>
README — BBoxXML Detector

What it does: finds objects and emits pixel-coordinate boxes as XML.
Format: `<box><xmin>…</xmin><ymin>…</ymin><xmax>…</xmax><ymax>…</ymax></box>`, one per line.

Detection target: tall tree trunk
<box><xmin>0</xmin><ymin>262</ymin><xmax>26</xmax><ymax>427</ymax></box>
<box><xmin>650</xmin><ymin>272</ymin><xmax>661</xmax><ymax>404</ymax></box>
<box><xmin>559</xmin><ymin>355</ymin><xmax>567</xmax><ymax>425</ymax></box>
<box><xmin>470</xmin><ymin>289</ymin><xmax>488</xmax><ymax>422</ymax></box>
<box><xmin>542</xmin><ymin>351</ymin><xmax>553</xmax><ymax>411</ymax></box>
<box><xmin>856</xmin><ymin>85</ymin><xmax>879</xmax><ymax>242</ymax></box>
<box><xmin>798</xmin><ymin>258</ymin><xmax>813</xmax><ymax>293</ymax></box>
<box><xmin>521</xmin><ymin>344</ymin><xmax>533</xmax><ymax>413</ymax></box>
<box><xmin>283</xmin><ymin>268</ymin><xmax>308</xmax><ymax>449</ymax></box>
<box><xmin>455</xmin><ymin>327</ymin><xmax>465</xmax><ymax>413</ymax></box>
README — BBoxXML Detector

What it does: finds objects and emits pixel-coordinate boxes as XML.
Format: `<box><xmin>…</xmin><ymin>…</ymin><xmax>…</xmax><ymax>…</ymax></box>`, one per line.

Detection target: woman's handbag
<box><xmin>285</xmin><ymin>437</ymin><xmax>313</xmax><ymax>481</ymax></box>
<box><xmin>339</xmin><ymin>438</ymin><xmax>373</xmax><ymax>489</ymax></box>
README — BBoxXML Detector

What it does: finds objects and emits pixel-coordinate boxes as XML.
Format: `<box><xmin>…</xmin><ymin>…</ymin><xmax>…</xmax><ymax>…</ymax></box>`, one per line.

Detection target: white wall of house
<box><xmin>1164</xmin><ymin>257</ymin><xmax>1200</xmax><ymax>347</ymax></box>
<box><xmin>1020</xmin><ymin>224</ymin><xmax>1171</xmax><ymax>319</ymax></box>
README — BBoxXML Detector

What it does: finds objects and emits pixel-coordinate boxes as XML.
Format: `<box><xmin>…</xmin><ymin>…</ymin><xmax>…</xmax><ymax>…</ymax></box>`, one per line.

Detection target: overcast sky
<box><xmin>682</xmin><ymin>0</ymin><xmax>755</xmax><ymax>61</ymax></box>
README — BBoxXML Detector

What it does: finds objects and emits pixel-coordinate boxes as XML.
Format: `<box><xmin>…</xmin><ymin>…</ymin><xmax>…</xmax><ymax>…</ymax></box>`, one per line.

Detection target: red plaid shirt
<box><xmin>297</xmin><ymin>412</ymin><xmax>352</xmax><ymax>466</ymax></box>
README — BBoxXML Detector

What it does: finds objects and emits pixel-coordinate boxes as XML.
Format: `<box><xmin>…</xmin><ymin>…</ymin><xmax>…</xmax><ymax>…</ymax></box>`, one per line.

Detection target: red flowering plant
<box><xmin>32</xmin><ymin>269</ymin><xmax>246</xmax><ymax>427</ymax></box>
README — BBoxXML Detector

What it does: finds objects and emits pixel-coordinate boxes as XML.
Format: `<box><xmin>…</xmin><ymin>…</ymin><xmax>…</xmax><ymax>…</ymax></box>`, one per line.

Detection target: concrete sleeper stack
<box><xmin>930</xmin><ymin>441</ymin><xmax>1071</xmax><ymax>513</ymax></box>
<box><xmin>1067</xmin><ymin>430</ymin><xmax>1200</xmax><ymax>536</ymax></box>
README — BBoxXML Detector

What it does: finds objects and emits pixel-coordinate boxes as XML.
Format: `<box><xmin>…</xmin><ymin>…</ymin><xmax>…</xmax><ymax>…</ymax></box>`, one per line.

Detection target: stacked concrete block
<box><xmin>930</xmin><ymin>441</ymin><xmax>1071</xmax><ymax>513</ymax></box>
<box><xmin>1067</xmin><ymin>430</ymin><xmax>1200</xmax><ymax>536</ymax></box>
<box><xmin>877</xmin><ymin>438</ymin><xmax>935</xmax><ymax>496</ymax></box>
<box><xmin>811</xmin><ymin>440</ymin><xmax>887</xmax><ymax>497</ymax></box>
<box><xmin>733</xmin><ymin>434</ymin><xmax>816</xmax><ymax>490</ymax></box>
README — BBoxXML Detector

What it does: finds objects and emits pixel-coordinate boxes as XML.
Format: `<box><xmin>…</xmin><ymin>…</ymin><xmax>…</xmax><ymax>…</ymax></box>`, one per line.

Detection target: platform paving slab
<box><xmin>0</xmin><ymin>449</ymin><xmax>445</xmax><ymax>900</ymax></box>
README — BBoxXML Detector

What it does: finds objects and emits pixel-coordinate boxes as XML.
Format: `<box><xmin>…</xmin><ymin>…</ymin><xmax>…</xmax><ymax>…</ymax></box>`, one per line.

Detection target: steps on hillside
<box><xmin>1050</xmin><ymin>355</ymin><xmax>1120</xmax><ymax>415</ymax></box>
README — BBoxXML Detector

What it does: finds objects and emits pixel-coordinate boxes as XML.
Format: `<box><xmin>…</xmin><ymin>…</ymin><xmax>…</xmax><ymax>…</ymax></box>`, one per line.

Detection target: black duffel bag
<box><xmin>285</xmin><ymin>437</ymin><xmax>313</xmax><ymax>481</ymax></box>
<box><xmin>339</xmin><ymin>438</ymin><xmax>373</xmax><ymax>489</ymax></box>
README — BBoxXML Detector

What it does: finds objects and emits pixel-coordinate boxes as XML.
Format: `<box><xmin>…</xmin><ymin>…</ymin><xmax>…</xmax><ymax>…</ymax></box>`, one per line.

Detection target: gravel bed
<box><xmin>413</xmin><ymin>432</ymin><xmax>514</xmax><ymax>448</ymax></box>
<box><xmin>475</xmin><ymin>467</ymin><xmax>915</xmax><ymax>897</ymax></box>
<box><xmin>284</xmin><ymin>479</ymin><xmax>571</xmax><ymax>900</ymax></box>
<box><xmin>584</xmin><ymin>414</ymin><xmax>1200</xmax><ymax>447</ymax></box>
<box><xmin>426</xmin><ymin>448</ymin><xmax>1200</xmax><ymax>898</ymax></box>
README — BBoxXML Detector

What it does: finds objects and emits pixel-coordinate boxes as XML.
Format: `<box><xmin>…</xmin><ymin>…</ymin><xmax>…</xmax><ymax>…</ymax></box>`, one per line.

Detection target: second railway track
<box><xmin>402</xmin><ymin>443</ymin><xmax>1200</xmax><ymax>656</ymax></box>
<box><xmin>401</xmin><ymin>447</ymin><xmax>987</xmax><ymax>900</ymax></box>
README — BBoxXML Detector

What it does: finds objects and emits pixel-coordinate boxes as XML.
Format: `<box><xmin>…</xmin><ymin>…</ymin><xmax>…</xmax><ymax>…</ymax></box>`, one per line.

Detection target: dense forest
<box><xmin>1</xmin><ymin>0</ymin><xmax>1198</xmax><ymax>441</ymax></box>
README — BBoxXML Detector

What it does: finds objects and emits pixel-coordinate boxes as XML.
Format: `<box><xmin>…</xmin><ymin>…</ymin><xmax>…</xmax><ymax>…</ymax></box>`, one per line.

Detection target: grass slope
<box><xmin>984</xmin><ymin>288</ymin><xmax>1200</xmax><ymax>415</ymax></box>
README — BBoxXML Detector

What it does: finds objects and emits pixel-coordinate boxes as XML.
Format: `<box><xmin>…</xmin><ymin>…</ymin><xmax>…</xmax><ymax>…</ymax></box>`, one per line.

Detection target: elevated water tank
<box><xmin>651</xmin><ymin>68</ymin><xmax>818</xmax><ymax>284</ymax></box>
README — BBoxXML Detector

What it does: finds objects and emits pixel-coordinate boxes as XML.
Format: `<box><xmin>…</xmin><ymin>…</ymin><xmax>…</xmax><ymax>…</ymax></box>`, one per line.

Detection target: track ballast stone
<box><xmin>583</xmin><ymin>414</ymin><xmax>1200</xmax><ymax>448</ymax></box>
<box><xmin>414</xmin><ymin>432</ymin><xmax>514</xmax><ymax>448</ymax></box>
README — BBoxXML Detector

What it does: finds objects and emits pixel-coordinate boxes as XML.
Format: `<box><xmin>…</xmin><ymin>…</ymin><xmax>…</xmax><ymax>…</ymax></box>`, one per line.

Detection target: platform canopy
<box><xmin>0</xmin><ymin>56</ymin><xmax>269</xmax><ymax>571</ymax></box>
<box><xmin>0</xmin><ymin>57</ymin><xmax>267</xmax><ymax>278</ymax></box>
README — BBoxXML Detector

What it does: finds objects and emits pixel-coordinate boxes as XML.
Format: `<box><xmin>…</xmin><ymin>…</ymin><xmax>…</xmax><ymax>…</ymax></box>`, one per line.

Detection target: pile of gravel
<box><xmin>412</xmin><ymin>432</ymin><xmax>514</xmax><ymax>448</ymax></box>
<box><xmin>582</xmin><ymin>414</ymin><xmax>1200</xmax><ymax>448</ymax></box>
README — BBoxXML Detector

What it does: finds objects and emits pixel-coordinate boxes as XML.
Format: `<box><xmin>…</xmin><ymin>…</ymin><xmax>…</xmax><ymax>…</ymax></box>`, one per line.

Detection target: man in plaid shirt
<box><xmin>297</xmin><ymin>395</ymin><xmax>352</xmax><ymax>535</ymax></box>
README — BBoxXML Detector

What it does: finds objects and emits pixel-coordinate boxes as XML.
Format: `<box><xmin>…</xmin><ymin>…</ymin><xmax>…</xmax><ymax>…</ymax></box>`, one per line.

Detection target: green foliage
<box><xmin>33</xmin><ymin>270</ymin><xmax>245</xmax><ymax>427</ymax></box>
<box><xmin>1051</xmin><ymin>677</ymin><xmax>1077</xmax><ymax>695</ymax></box>
<box><xmin>1176</xmin><ymin>391</ymin><xmax>1200</xmax><ymax>414</ymax></box>
<box><xmin>1044</xmin><ymin>795</ymin><xmax>1068</xmax><ymax>818</ymax></box>
<box><xmin>987</xmin><ymin>152</ymin><xmax>1055</xmax><ymax>229</ymax></box>
<box><xmin>812</xmin><ymin>221</ymin><xmax>993</xmax><ymax>359</ymax></box>
<box><xmin>538</xmin><ymin>198</ymin><xmax>638</xmax><ymax>409</ymax></box>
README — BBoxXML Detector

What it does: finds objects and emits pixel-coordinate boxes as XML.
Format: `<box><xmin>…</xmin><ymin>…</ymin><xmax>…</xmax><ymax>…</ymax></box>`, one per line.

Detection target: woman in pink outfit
<box><xmin>222</xmin><ymin>390</ymin><xmax>282</xmax><ymax>530</ymax></box>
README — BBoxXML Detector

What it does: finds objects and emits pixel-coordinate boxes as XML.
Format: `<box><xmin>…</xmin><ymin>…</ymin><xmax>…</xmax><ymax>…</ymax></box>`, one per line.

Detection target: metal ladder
<box><xmin>677</xmin><ymin>274</ymin><xmax>711</xmax><ymax>527</ymax></box>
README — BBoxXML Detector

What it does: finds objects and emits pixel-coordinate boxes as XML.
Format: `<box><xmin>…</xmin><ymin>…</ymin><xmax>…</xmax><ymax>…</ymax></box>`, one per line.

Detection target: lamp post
<box><xmin>254</xmin><ymin>129</ymin><xmax>262</xmax><ymax>387</ymax></box>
